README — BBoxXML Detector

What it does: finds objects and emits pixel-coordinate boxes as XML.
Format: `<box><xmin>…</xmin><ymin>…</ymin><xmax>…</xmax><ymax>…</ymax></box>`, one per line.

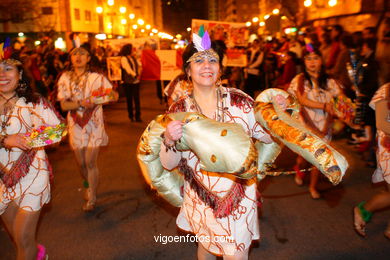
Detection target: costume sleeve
<box><xmin>57</xmin><ymin>73</ymin><xmax>71</xmax><ymax>101</ymax></box>
<box><xmin>31</xmin><ymin>98</ymin><xmax>62</xmax><ymax>127</ymax></box>
<box><xmin>121</xmin><ymin>56</ymin><xmax>136</xmax><ymax>77</ymax></box>
<box><xmin>328</xmin><ymin>79</ymin><xmax>342</xmax><ymax>97</ymax></box>
<box><xmin>287</xmin><ymin>76</ymin><xmax>299</xmax><ymax>96</ymax></box>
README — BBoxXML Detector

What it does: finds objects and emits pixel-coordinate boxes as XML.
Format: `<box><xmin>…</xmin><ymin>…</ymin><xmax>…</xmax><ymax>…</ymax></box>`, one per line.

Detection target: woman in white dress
<box><xmin>57</xmin><ymin>47</ymin><xmax>116</xmax><ymax>211</ymax></box>
<box><xmin>354</xmin><ymin>83</ymin><xmax>390</xmax><ymax>238</ymax></box>
<box><xmin>1</xmin><ymin>52</ymin><xmax>61</xmax><ymax>259</ymax></box>
<box><xmin>288</xmin><ymin>47</ymin><xmax>342</xmax><ymax>199</ymax></box>
<box><xmin>160</xmin><ymin>32</ymin><xmax>273</xmax><ymax>259</ymax></box>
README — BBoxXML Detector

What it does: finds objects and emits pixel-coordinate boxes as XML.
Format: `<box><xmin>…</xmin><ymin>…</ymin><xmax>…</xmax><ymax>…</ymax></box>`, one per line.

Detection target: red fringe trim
<box><xmin>179</xmin><ymin>158</ymin><xmax>246</xmax><ymax>218</ymax></box>
<box><xmin>70</xmin><ymin>107</ymin><xmax>95</xmax><ymax>128</ymax></box>
<box><xmin>0</xmin><ymin>149</ymin><xmax>37</xmax><ymax>188</ymax></box>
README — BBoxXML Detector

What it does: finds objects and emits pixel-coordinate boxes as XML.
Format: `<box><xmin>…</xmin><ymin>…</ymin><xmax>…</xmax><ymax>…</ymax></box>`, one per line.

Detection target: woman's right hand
<box><xmin>80</xmin><ymin>98</ymin><xmax>95</xmax><ymax>109</ymax></box>
<box><xmin>4</xmin><ymin>134</ymin><xmax>31</xmax><ymax>150</ymax></box>
<box><xmin>165</xmin><ymin>120</ymin><xmax>184</xmax><ymax>146</ymax></box>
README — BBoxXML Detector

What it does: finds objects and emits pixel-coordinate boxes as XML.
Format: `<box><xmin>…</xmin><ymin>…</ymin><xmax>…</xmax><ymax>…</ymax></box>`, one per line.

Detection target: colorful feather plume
<box><xmin>193</xmin><ymin>25</ymin><xmax>211</xmax><ymax>52</ymax></box>
<box><xmin>0</xmin><ymin>37</ymin><xmax>12</xmax><ymax>60</ymax></box>
<box><xmin>304</xmin><ymin>38</ymin><xmax>314</xmax><ymax>53</ymax></box>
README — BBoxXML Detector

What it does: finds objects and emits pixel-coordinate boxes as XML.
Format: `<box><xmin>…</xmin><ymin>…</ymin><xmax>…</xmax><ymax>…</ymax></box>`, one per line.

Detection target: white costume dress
<box><xmin>162</xmin><ymin>87</ymin><xmax>268</xmax><ymax>256</ymax></box>
<box><xmin>0</xmin><ymin>98</ymin><xmax>61</xmax><ymax>214</ymax></box>
<box><xmin>57</xmin><ymin>72</ymin><xmax>112</xmax><ymax>149</ymax></box>
<box><xmin>369</xmin><ymin>83</ymin><xmax>390</xmax><ymax>183</ymax></box>
<box><xmin>288</xmin><ymin>74</ymin><xmax>342</xmax><ymax>138</ymax></box>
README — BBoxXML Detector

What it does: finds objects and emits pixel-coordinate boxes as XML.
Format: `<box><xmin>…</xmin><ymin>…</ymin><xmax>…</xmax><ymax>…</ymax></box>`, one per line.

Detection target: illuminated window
<box><xmin>42</xmin><ymin>7</ymin><xmax>53</xmax><ymax>15</ymax></box>
<box><xmin>74</xmin><ymin>8</ymin><xmax>80</xmax><ymax>20</ymax></box>
<box><xmin>85</xmin><ymin>10</ymin><xmax>91</xmax><ymax>21</ymax></box>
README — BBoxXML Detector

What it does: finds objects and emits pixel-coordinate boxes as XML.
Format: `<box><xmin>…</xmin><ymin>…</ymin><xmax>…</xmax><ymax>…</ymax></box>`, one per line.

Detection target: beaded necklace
<box><xmin>70</xmin><ymin>70</ymin><xmax>89</xmax><ymax>100</ymax></box>
<box><xmin>0</xmin><ymin>93</ymin><xmax>17</xmax><ymax>133</ymax></box>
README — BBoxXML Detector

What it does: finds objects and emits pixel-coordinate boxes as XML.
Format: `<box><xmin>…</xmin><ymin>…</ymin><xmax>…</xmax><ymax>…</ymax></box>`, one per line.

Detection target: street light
<box><xmin>259</xmin><ymin>21</ymin><xmax>265</xmax><ymax>27</ymax></box>
<box><xmin>129</xmin><ymin>13</ymin><xmax>135</xmax><ymax>19</ymax></box>
<box><xmin>304</xmin><ymin>0</ymin><xmax>312</xmax><ymax>7</ymax></box>
<box><xmin>186</xmin><ymin>27</ymin><xmax>191</xmax><ymax>32</ymax></box>
<box><xmin>132</xmin><ymin>24</ymin><xmax>138</xmax><ymax>29</ymax></box>
<box><xmin>107</xmin><ymin>0</ymin><xmax>114</xmax><ymax>6</ymax></box>
<box><xmin>246</xmin><ymin>21</ymin><xmax>252</xmax><ymax>27</ymax></box>
<box><xmin>328</xmin><ymin>0</ymin><xmax>337</xmax><ymax>6</ymax></box>
<box><xmin>146</xmin><ymin>24</ymin><xmax>151</xmax><ymax>30</ymax></box>
<box><xmin>252</xmin><ymin>17</ymin><xmax>259</xmax><ymax>23</ymax></box>
<box><xmin>272</xmin><ymin>9</ymin><xmax>280</xmax><ymax>15</ymax></box>
<box><xmin>121</xmin><ymin>19</ymin><xmax>127</xmax><ymax>25</ymax></box>
<box><xmin>96</xmin><ymin>6</ymin><xmax>103</xmax><ymax>14</ymax></box>
<box><xmin>137</xmin><ymin>19</ymin><xmax>144</xmax><ymax>25</ymax></box>
<box><xmin>264</xmin><ymin>14</ymin><xmax>270</xmax><ymax>20</ymax></box>
<box><xmin>119</xmin><ymin>6</ymin><xmax>126</xmax><ymax>13</ymax></box>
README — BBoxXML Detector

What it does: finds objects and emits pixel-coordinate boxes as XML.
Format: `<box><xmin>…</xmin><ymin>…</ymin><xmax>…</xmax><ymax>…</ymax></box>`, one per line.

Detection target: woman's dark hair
<box><xmin>119</xmin><ymin>44</ymin><xmax>133</xmax><ymax>56</ymax></box>
<box><xmin>182</xmin><ymin>41</ymin><xmax>225</xmax><ymax>75</ymax></box>
<box><xmin>302</xmin><ymin>48</ymin><xmax>330</xmax><ymax>91</ymax></box>
<box><xmin>14</xmin><ymin>64</ymin><xmax>40</xmax><ymax>103</ymax></box>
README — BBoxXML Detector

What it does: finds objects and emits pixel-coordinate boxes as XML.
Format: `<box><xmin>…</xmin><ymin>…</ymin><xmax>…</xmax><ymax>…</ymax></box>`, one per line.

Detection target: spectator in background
<box><xmin>351</xmin><ymin>38</ymin><xmax>379</xmax><ymax>167</ymax></box>
<box><xmin>319</xmin><ymin>32</ymin><xmax>332</xmax><ymax>66</ymax></box>
<box><xmin>276</xmin><ymin>51</ymin><xmax>298</xmax><ymax>90</ymax></box>
<box><xmin>244</xmin><ymin>39</ymin><xmax>264</xmax><ymax>97</ymax></box>
<box><xmin>328</xmin><ymin>34</ymin><xmax>354</xmax><ymax>96</ymax></box>
<box><xmin>326</xmin><ymin>25</ymin><xmax>344</xmax><ymax>70</ymax></box>
<box><xmin>119</xmin><ymin>44</ymin><xmax>142</xmax><ymax>122</ymax></box>
<box><xmin>352</xmin><ymin>31</ymin><xmax>364</xmax><ymax>55</ymax></box>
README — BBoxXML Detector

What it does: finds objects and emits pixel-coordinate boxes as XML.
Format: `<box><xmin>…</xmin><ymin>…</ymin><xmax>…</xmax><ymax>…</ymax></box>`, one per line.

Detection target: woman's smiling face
<box><xmin>0</xmin><ymin>63</ymin><xmax>20</xmax><ymax>96</ymax></box>
<box><xmin>187</xmin><ymin>56</ymin><xmax>220</xmax><ymax>89</ymax></box>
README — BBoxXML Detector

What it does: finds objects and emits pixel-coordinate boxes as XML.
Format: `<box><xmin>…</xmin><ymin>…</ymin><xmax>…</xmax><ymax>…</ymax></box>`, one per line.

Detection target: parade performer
<box><xmin>287</xmin><ymin>45</ymin><xmax>343</xmax><ymax>199</ymax></box>
<box><xmin>57</xmin><ymin>46</ymin><xmax>117</xmax><ymax>211</ymax></box>
<box><xmin>159</xmin><ymin>28</ymin><xmax>273</xmax><ymax>259</ymax></box>
<box><xmin>138</xmin><ymin>29</ymin><xmax>348</xmax><ymax>259</ymax></box>
<box><xmin>0</xmin><ymin>39</ymin><xmax>64</xmax><ymax>260</ymax></box>
<box><xmin>354</xmin><ymin>83</ymin><xmax>390</xmax><ymax>238</ymax></box>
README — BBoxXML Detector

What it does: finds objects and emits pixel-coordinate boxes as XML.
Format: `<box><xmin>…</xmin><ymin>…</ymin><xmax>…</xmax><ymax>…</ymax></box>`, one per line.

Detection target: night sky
<box><xmin>162</xmin><ymin>0</ymin><xmax>208</xmax><ymax>37</ymax></box>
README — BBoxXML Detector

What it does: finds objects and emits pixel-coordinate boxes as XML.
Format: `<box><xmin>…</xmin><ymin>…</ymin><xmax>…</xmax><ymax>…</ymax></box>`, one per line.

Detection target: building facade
<box><xmin>0</xmin><ymin>0</ymin><xmax>163</xmax><ymax>50</ymax></box>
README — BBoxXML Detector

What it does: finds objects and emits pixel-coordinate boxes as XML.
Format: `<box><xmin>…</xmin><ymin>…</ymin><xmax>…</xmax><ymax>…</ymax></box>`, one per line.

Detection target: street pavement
<box><xmin>1</xmin><ymin>81</ymin><xmax>390</xmax><ymax>259</ymax></box>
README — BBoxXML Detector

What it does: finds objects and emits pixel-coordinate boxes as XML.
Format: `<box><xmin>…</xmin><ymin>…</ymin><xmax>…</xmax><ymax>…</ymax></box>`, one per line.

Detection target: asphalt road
<box><xmin>1</xmin><ymin>81</ymin><xmax>389</xmax><ymax>259</ymax></box>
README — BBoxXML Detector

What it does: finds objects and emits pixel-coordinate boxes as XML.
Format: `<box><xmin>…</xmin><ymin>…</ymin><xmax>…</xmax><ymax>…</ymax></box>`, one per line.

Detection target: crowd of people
<box><xmin>0</xmin><ymin>19</ymin><xmax>389</xmax><ymax>260</ymax></box>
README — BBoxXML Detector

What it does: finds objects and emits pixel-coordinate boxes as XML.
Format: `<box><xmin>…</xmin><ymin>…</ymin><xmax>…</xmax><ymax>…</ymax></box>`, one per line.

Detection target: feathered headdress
<box><xmin>186</xmin><ymin>25</ymin><xmax>219</xmax><ymax>63</ymax></box>
<box><xmin>0</xmin><ymin>37</ymin><xmax>21</xmax><ymax>66</ymax></box>
<box><xmin>192</xmin><ymin>25</ymin><xmax>212</xmax><ymax>52</ymax></box>
<box><xmin>304</xmin><ymin>38</ymin><xmax>314</xmax><ymax>53</ymax></box>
